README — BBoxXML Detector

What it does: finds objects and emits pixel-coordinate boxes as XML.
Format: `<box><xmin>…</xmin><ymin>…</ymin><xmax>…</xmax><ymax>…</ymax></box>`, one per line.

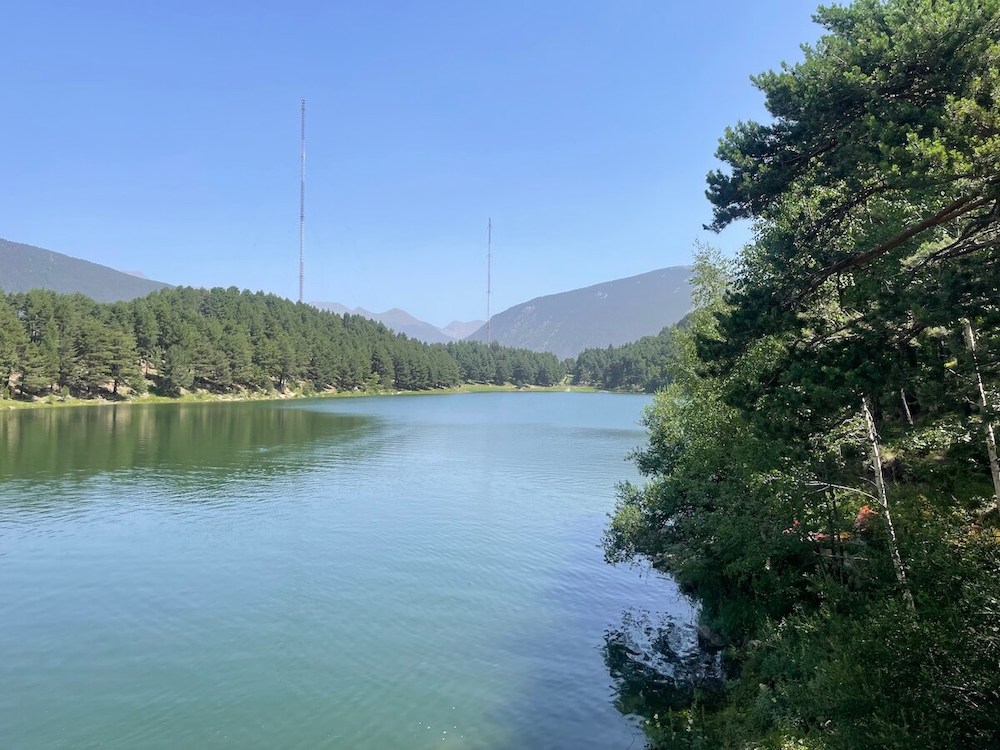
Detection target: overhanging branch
<box><xmin>786</xmin><ymin>191</ymin><xmax>996</xmax><ymax>308</ymax></box>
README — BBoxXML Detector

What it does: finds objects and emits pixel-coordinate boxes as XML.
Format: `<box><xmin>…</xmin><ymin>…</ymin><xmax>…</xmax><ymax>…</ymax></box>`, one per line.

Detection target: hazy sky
<box><xmin>3</xmin><ymin>2</ymin><xmax>821</xmax><ymax>327</ymax></box>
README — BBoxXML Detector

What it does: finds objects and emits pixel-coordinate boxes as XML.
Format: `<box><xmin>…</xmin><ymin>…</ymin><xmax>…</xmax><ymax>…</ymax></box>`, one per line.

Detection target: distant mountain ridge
<box><xmin>442</xmin><ymin>320</ymin><xmax>483</xmax><ymax>340</ymax></box>
<box><xmin>465</xmin><ymin>266</ymin><xmax>693</xmax><ymax>359</ymax></box>
<box><xmin>311</xmin><ymin>301</ymin><xmax>483</xmax><ymax>345</ymax></box>
<box><xmin>0</xmin><ymin>238</ymin><xmax>171</xmax><ymax>302</ymax></box>
<box><xmin>1</xmin><ymin>236</ymin><xmax>691</xmax><ymax>358</ymax></box>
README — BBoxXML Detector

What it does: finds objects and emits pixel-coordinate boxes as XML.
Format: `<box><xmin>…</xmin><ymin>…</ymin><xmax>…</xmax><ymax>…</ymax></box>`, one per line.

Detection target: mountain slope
<box><xmin>364</xmin><ymin>307</ymin><xmax>455</xmax><ymax>344</ymax></box>
<box><xmin>442</xmin><ymin>319</ymin><xmax>485</xmax><ymax>340</ymax></box>
<box><xmin>465</xmin><ymin>266</ymin><xmax>693</xmax><ymax>359</ymax></box>
<box><xmin>311</xmin><ymin>302</ymin><xmax>469</xmax><ymax>344</ymax></box>
<box><xmin>0</xmin><ymin>238</ymin><xmax>170</xmax><ymax>302</ymax></box>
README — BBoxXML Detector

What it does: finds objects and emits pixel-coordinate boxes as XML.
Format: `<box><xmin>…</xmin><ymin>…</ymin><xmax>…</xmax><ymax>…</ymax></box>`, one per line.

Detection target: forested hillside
<box><xmin>0</xmin><ymin>238</ymin><xmax>170</xmax><ymax>302</ymax></box>
<box><xmin>572</xmin><ymin>326</ymin><xmax>679</xmax><ymax>392</ymax></box>
<box><xmin>604</xmin><ymin>2</ymin><xmax>1000</xmax><ymax>748</ymax></box>
<box><xmin>0</xmin><ymin>287</ymin><xmax>564</xmax><ymax>399</ymax></box>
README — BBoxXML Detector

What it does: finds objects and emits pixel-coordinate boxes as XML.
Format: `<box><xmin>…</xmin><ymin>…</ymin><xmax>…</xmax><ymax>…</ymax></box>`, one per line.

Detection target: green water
<box><xmin>1</xmin><ymin>392</ymin><xmax>690</xmax><ymax>749</ymax></box>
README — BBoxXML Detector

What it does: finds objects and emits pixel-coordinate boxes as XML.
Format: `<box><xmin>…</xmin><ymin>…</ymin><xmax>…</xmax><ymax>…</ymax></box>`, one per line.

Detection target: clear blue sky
<box><xmin>3</xmin><ymin>2</ymin><xmax>821</xmax><ymax>328</ymax></box>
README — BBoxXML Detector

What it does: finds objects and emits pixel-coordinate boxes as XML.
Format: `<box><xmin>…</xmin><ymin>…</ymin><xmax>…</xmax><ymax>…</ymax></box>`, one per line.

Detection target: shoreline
<box><xmin>0</xmin><ymin>382</ymin><xmax>601</xmax><ymax>411</ymax></box>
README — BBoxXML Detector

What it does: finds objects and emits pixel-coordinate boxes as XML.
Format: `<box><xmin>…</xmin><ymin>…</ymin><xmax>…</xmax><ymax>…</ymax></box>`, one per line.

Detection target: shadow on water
<box><xmin>479</xmin><ymin>512</ymin><xmax>719</xmax><ymax>750</ymax></box>
<box><xmin>602</xmin><ymin>609</ymin><xmax>725</xmax><ymax>718</ymax></box>
<box><xmin>0</xmin><ymin>400</ymin><xmax>374</xmax><ymax>484</ymax></box>
<box><xmin>492</xmin><ymin>600</ymin><xmax>724</xmax><ymax>750</ymax></box>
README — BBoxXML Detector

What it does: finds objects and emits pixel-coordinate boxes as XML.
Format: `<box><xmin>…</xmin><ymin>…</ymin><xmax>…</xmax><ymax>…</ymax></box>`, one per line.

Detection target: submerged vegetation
<box><xmin>0</xmin><ymin>286</ymin><xmax>565</xmax><ymax>402</ymax></box>
<box><xmin>605</xmin><ymin>1</ymin><xmax>1000</xmax><ymax>747</ymax></box>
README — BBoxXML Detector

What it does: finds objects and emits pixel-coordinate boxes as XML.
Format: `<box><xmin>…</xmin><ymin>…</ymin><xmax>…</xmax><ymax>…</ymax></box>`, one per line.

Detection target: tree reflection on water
<box><xmin>604</xmin><ymin>609</ymin><xmax>725</xmax><ymax>730</ymax></box>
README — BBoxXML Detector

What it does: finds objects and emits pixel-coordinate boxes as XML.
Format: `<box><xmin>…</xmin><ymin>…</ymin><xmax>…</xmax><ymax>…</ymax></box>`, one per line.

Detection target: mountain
<box><xmin>310</xmin><ymin>303</ymin><xmax>476</xmax><ymax>344</ymax></box>
<box><xmin>442</xmin><ymin>319</ymin><xmax>485</xmax><ymax>340</ymax></box>
<box><xmin>464</xmin><ymin>266</ymin><xmax>693</xmax><ymax>359</ymax></box>
<box><xmin>0</xmin><ymin>238</ymin><xmax>171</xmax><ymax>302</ymax></box>
<box><xmin>363</xmin><ymin>307</ymin><xmax>455</xmax><ymax>344</ymax></box>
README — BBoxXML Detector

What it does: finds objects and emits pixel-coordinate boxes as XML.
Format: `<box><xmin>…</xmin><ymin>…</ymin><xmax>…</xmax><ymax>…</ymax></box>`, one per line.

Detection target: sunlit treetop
<box><xmin>707</xmin><ymin>0</ymin><xmax>999</xmax><ymax>305</ymax></box>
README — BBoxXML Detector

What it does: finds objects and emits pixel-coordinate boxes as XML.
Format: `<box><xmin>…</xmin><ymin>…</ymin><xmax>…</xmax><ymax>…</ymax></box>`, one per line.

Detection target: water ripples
<box><xmin>1</xmin><ymin>393</ymin><xmax>691</xmax><ymax>749</ymax></box>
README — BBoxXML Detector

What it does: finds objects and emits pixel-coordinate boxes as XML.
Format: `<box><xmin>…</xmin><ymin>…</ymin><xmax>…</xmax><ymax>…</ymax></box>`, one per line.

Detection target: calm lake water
<box><xmin>1</xmin><ymin>392</ymin><xmax>691</xmax><ymax>749</ymax></box>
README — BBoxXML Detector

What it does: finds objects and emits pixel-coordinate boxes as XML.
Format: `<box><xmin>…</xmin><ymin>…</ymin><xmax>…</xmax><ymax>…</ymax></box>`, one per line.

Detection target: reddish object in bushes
<box><xmin>854</xmin><ymin>504</ymin><xmax>878</xmax><ymax>532</ymax></box>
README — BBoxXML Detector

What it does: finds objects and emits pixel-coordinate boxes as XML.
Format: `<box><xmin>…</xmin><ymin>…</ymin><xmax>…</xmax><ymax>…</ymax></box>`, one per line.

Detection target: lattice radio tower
<box><xmin>298</xmin><ymin>98</ymin><xmax>306</xmax><ymax>303</ymax></box>
<box><xmin>486</xmin><ymin>218</ymin><xmax>492</xmax><ymax>345</ymax></box>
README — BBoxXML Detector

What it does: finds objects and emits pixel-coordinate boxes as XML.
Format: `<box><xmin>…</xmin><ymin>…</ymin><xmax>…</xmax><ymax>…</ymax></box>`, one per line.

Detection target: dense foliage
<box><xmin>572</xmin><ymin>326</ymin><xmax>680</xmax><ymax>392</ymax></box>
<box><xmin>0</xmin><ymin>286</ymin><xmax>564</xmax><ymax>398</ymax></box>
<box><xmin>446</xmin><ymin>340</ymin><xmax>565</xmax><ymax>387</ymax></box>
<box><xmin>605</xmin><ymin>1</ymin><xmax>1000</xmax><ymax>747</ymax></box>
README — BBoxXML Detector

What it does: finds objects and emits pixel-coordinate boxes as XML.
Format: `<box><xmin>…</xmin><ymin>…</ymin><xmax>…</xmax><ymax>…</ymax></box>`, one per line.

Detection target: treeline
<box><xmin>446</xmin><ymin>340</ymin><xmax>564</xmax><ymax>387</ymax></box>
<box><xmin>0</xmin><ymin>286</ymin><xmax>563</xmax><ymax>398</ymax></box>
<box><xmin>572</xmin><ymin>326</ymin><xmax>679</xmax><ymax>391</ymax></box>
<box><xmin>605</xmin><ymin>2</ymin><xmax>1000</xmax><ymax>749</ymax></box>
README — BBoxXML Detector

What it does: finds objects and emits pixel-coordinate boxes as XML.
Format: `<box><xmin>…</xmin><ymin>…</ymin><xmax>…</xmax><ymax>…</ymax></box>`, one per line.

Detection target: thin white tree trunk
<box><xmin>862</xmin><ymin>395</ymin><xmax>915</xmax><ymax>611</ymax></box>
<box><xmin>963</xmin><ymin>319</ymin><xmax>1000</xmax><ymax>515</ymax></box>
<box><xmin>900</xmin><ymin>389</ymin><xmax>914</xmax><ymax>425</ymax></box>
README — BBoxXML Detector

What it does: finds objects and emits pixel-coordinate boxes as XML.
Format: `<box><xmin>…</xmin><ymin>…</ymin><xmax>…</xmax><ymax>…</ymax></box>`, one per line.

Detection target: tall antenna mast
<box><xmin>298</xmin><ymin>97</ymin><xmax>306</xmax><ymax>304</ymax></box>
<box><xmin>486</xmin><ymin>217</ymin><xmax>492</xmax><ymax>346</ymax></box>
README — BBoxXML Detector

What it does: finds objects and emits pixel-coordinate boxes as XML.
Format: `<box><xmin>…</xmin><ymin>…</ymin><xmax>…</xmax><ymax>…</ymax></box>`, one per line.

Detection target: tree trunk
<box><xmin>900</xmin><ymin>389</ymin><xmax>914</xmax><ymax>425</ymax></box>
<box><xmin>862</xmin><ymin>395</ymin><xmax>915</xmax><ymax>611</ymax></box>
<box><xmin>825</xmin><ymin>486</ymin><xmax>847</xmax><ymax>579</ymax></box>
<box><xmin>963</xmin><ymin>319</ymin><xmax>1000</xmax><ymax>515</ymax></box>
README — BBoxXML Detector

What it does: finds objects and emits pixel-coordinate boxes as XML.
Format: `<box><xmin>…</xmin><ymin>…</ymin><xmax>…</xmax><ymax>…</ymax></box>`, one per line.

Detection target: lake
<box><xmin>1</xmin><ymin>392</ymin><xmax>691</xmax><ymax>749</ymax></box>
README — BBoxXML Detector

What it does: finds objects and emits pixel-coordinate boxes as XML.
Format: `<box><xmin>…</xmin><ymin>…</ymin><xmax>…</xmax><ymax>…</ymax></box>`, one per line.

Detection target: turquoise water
<box><xmin>1</xmin><ymin>392</ymin><xmax>691</xmax><ymax>749</ymax></box>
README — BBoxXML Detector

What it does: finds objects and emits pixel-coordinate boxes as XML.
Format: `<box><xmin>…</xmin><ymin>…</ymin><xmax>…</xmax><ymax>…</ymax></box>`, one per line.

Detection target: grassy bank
<box><xmin>0</xmin><ymin>382</ymin><xmax>599</xmax><ymax>411</ymax></box>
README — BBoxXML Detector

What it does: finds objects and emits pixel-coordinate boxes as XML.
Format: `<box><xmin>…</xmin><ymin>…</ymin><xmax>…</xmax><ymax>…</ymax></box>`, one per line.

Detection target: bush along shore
<box><xmin>603</xmin><ymin>1</ymin><xmax>1000</xmax><ymax>748</ymax></box>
